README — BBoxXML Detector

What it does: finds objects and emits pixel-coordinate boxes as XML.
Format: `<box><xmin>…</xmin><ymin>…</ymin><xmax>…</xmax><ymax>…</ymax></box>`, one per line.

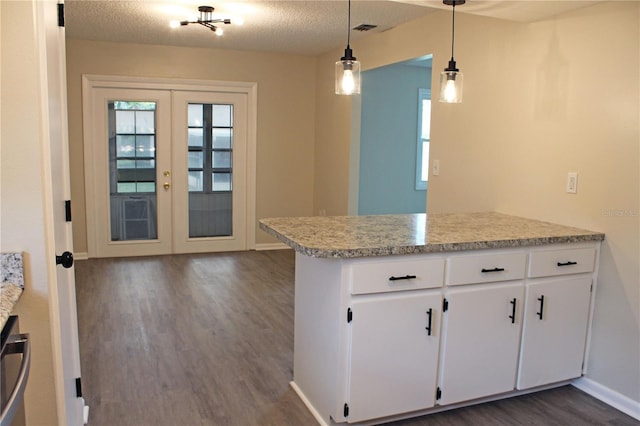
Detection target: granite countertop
<box><xmin>1</xmin><ymin>253</ymin><xmax>25</xmax><ymax>330</ymax></box>
<box><xmin>259</xmin><ymin>212</ymin><xmax>605</xmax><ymax>259</ymax></box>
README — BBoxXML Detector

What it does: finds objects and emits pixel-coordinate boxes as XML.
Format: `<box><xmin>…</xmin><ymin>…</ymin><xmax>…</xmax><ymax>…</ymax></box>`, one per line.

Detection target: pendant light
<box><xmin>335</xmin><ymin>0</ymin><xmax>361</xmax><ymax>95</ymax></box>
<box><xmin>439</xmin><ymin>0</ymin><xmax>465</xmax><ymax>103</ymax></box>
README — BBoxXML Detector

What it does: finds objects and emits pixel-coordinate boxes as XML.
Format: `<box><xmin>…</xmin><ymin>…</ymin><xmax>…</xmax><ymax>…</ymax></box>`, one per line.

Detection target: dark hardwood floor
<box><xmin>75</xmin><ymin>250</ymin><xmax>636</xmax><ymax>426</ymax></box>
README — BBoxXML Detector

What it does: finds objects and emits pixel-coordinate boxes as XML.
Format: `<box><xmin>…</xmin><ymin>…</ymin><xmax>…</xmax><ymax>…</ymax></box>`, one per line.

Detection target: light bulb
<box><xmin>341</xmin><ymin>69</ymin><xmax>356</xmax><ymax>95</ymax></box>
<box><xmin>169</xmin><ymin>20</ymin><xmax>181</xmax><ymax>29</ymax></box>
<box><xmin>215</xmin><ymin>27</ymin><xmax>224</xmax><ymax>36</ymax></box>
<box><xmin>443</xmin><ymin>79</ymin><xmax>458</xmax><ymax>103</ymax></box>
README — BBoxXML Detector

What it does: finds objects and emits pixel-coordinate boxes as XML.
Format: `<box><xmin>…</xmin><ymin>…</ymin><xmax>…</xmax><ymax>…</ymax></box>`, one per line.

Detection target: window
<box><xmin>416</xmin><ymin>89</ymin><xmax>431</xmax><ymax>191</ymax></box>
<box><xmin>187</xmin><ymin>103</ymin><xmax>233</xmax><ymax>193</ymax></box>
<box><xmin>109</xmin><ymin>101</ymin><xmax>157</xmax><ymax>194</ymax></box>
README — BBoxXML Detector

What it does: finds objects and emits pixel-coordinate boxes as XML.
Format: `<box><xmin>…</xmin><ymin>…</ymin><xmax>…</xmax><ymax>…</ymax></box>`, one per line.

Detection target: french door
<box><xmin>85</xmin><ymin>80</ymin><xmax>253</xmax><ymax>257</ymax></box>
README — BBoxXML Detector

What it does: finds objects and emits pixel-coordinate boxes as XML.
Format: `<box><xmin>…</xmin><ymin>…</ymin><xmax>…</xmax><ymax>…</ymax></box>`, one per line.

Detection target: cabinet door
<box><xmin>347</xmin><ymin>292</ymin><xmax>441</xmax><ymax>423</ymax></box>
<box><xmin>517</xmin><ymin>276</ymin><xmax>592</xmax><ymax>389</ymax></box>
<box><xmin>439</xmin><ymin>282</ymin><xmax>523</xmax><ymax>405</ymax></box>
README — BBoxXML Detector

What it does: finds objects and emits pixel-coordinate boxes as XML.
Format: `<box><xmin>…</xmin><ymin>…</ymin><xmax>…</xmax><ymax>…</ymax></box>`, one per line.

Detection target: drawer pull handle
<box><xmin>557</xmin><ymin>261</ymin><xmax>578</xmax><ymax>267</ymax></box>
<box><xmin>389</xmin><ymin>275</ymin><xmax>417</xmax><ymax>281</ymax></box>
<box><xmin>537</xmin><ymin>295</ymin><xmax>545</xmax><ymax>320</ymax></box>
<box><xmin>509</xmin><ymin>298</ymin><xmax>517</xmax><ymax>324</ymax></box>
<box><xmin>425</xmin><ymin>308</ymin><xmax>433</xmax><ymax>335</ymax></box>
<box><xmin>481</xmin><ymin>267</ymin><xmax>505</xmax><ymax>273</ymax></box>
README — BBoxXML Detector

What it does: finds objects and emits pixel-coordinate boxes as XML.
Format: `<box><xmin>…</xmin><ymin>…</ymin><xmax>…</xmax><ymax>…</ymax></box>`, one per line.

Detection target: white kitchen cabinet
<box><xmin>347</xmin><ymin>291</ymin><xmax>442</xmax><ymax>423</ymax></box>
<box><xmin>438</xmin><ymin>282</ymin><xmax>524</xmax><ymax>405</ymax></box>
<box><xmin>517</xmin><ymin>276</ymin><xmax>593</xmax><ymax>389</ymax></box>
<box><xmin>287</xmin><ymin>241</ymin><xmax>600</xmax><ymax>425</ymax></box>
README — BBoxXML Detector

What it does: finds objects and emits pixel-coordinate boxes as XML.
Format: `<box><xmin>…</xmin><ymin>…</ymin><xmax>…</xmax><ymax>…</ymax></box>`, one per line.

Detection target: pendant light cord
<box><xmin>450</xmin><ymin>3</ymin><xmax>456</xmax><ymax>59</ymax></box>
<box><xmin>347</xmin><ymin>0</ymin><xmax>352</xmax><ymax>48</ymax></box>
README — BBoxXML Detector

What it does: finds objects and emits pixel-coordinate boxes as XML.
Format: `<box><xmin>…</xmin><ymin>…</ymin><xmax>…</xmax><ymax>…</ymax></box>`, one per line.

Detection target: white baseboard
<box><xmin>573</xmin><ymin>377</ymin><xmax>640</xmax><ymax>420</ymax></box>
<box><xmin>289</xmin><ymin>381</ymin><xmax>328</xmax><ymax>426</ymax></box>
<box><xmin>74</xmin><ymin>252</ymin><xmax>89</xmax><ymax>260</ymax></box>
<box><xmin>255</xmin><ymin>242</ymin><xmax>291</xmax><ymax>251</ymax></box>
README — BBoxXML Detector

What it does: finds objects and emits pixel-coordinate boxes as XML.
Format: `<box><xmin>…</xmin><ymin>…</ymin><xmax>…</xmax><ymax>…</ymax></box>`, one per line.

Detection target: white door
<box><xmin>348</xmin><ymin>291</ymin><xmax>441</xmax><ymax>422</ymax></box>
<box><xmin>89</xmin><ymin>88</ymin><xmax>173</xmax><ymax>257</ymax></box>
<box><xmin>172</xmin><ymin>90</ymin><xmax>248</xmax><ymax>253</ymax></box>
<box><xmin>517</xmin><ymin>276</ymin><xmax>592</xmax><ymax>389</ymax></box>
<box><xmin>86</xmin><ymin>85</ymin><xmax>249</xmax><ymax>257</ymax></box>
<box><xmin>438</xmin><ymin>282</ymin><xmax>523</xmax><ymax>406</ymax></box>
<box><xmin>38</xmin><ymin>1</ymin><xmax>85</xmax><ymax>424</ymax></box>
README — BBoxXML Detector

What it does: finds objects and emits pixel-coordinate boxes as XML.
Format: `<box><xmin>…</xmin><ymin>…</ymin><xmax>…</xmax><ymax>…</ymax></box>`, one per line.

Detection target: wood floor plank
<box><xmin>75</xmin><ymin>250</ymin><xmax>636</xmax><ymax>426</ymax></box>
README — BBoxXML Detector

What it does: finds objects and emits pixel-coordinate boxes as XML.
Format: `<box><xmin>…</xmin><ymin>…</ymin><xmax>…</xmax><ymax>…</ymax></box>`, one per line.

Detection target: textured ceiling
<box><xmin>64</xmin><ymin>1</ymin><xmax>603</xmax><ymax>56</ymax></box>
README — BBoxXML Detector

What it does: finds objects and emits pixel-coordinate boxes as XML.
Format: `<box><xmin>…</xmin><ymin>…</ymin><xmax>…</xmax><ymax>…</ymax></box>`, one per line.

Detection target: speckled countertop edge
<box><xmin>259</xmin><ymin>212</ymin><xmax>605</xmax><ymax>259</ymax></box>
<box><xmin>1</xmin><ymin>284</ymin><xmax>24</xmax><ymax>330</ymax></box>
<box><xmin>1</xmin><ymin>253</ymin><xmax>25</xmax><ymax>329</ymax></box>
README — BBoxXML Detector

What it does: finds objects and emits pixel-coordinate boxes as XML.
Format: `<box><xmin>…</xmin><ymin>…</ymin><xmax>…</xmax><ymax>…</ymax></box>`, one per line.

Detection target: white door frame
<box><xmin>36</xmin><ymin>0</ymin><xmax>85</xmax><ymax>424</ymax></box>
<box><xmin>82</xmin><ymin>74</ymin><xmax>258</xmax><ymax>257</ymax></box>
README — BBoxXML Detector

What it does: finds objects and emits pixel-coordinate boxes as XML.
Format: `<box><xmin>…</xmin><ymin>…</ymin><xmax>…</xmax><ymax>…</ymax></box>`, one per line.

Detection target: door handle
<box><xmin>163</xmin><ymin>182</ymin><xmax>170</xmax><ymax>190</ymax></box>
<box><xmin>509</xmin><ymin>298</ymin><xmax>517</xmax><ymax>324</ymax></box>
<box><xmin>389</xmin><ymin>275</ymin><xmax>417</xmax><ymax>281</ymax></box>
<box><xmin>537</xmin><ymin>295</ymin><xmax>545</xmax><ymax>320</ymax></box>
<box><xmin>425</xmin><ymin>308</ymin><xmax>433</xmax><ymax>336</ymax></box>
<box><xmin>55</xmin><ymin>251</ymin><xmax>74</xmax><ymax>269</ymax></box>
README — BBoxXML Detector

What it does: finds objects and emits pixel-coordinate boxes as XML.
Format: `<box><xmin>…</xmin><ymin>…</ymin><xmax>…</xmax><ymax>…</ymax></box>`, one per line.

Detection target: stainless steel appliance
<box><xmin>0</xmin><ymin>316</ymin><xmax>30</xmax><ymax>426</ymax></box>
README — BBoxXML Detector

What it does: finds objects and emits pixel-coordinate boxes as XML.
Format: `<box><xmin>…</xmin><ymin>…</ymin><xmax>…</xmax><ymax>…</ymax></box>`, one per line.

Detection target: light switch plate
<box><xmin>567</xmin><ymin>172</ymin><xmax>578</xmax><ymax>194</ymax></box>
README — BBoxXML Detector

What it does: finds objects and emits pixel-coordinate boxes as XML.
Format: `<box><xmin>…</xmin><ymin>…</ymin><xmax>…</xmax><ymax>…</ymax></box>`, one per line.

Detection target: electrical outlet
<box><xmin>567</xmin><ymin>172</ymin><xmax>578</xmax><ymax>194</ymax></box>
<box><xmin>433</xmin><ymin>160</ymin><xmax>440</xmax><ymax>176</ymax></box>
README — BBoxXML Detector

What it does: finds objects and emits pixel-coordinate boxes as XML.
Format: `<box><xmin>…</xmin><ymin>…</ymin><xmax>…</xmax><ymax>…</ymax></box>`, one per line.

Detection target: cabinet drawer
<box><xmin>350</xmin><ymin>257</ymin><xmax>444</xmax><ymax>295</ymax></box>
<box><xmin>528</xmin><ymin>247</ymin><xmax>596</xmax><ymax>278</ymax></box>
<box><xmin>447</xmin><ymin>252</ymin><xmax>527</xmax><ymax>286</ymax></box>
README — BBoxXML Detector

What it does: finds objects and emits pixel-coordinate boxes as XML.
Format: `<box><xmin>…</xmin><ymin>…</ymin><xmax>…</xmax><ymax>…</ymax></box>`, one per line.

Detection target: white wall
<box><xmin>1</xmin><ymin>1</ymin><xmax>60</xmax><ymax>423</ymax></box>
<box><xmin>315</xmin><ymin>1</ymin><xmax>639</xmax><ymax>406</ymax></box>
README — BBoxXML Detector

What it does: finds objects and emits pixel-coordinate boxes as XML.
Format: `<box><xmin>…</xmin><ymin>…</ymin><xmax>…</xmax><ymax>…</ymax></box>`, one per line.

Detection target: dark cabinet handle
<box><xmin>55</xmin><ymin>251</ymin><xmax>74</xmax><ymax>269</ymax></box>
<box><xmin>537</xmin><ymin>295</ymin><xmax>545</xmax><ymax>320</ymax></box>
<box><xmin>481</xmin><ymin>267</ymin><xmax>505</xmax><ymax>273</ymax></box>
<box><xmin>557</xmin><ymin>261</ymin><xmax>578</xmax><ymax>267</ymax></box>
<box><xmin>389</xmin><ymin>275</ymin><xmax>417</xmax><ymax>281</ymax></box>
<box><xmin>509</xmin><ymin>298</ymin><xmax>517</xmax><ymax>324</ymax></box>
<box><xmin>425</xmin><ymin>308</ymin><xmax>433</xmax><ymax>335</ymax></box>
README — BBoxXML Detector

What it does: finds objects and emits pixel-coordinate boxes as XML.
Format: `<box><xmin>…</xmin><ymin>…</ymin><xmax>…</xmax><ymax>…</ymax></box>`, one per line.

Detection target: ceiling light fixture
<box><xmin>439</xmin><ymin>0</ymin><xmax>465</xmax><ymax>103</ymax></box>
<box><xmin>170</xmin><ymin>5</ymin><xmax>230</xmax><ymax>36</ymax></box>
<box><xmin>335</xmin><ymin>0</ymin><xmax>361</xmax><ymax>95</ymax></box>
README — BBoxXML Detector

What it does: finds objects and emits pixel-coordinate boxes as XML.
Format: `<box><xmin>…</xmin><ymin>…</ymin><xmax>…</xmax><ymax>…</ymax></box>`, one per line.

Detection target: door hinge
<box><xmin>343</xmin><ymin>403</ymin><xmax>349</xmax><ymax>417</ymax></box>
<box><xmin>65</xmin><ymin>200</ymin><xmax>72</xmax><ymax>222</ymax></box>
<box><xmin>347</xmin><ymin>307</ymin><xmax>353</xmax><ymax>323</ymax></box>
<box><xmin>436</xmin><ymin>387</ymin><xmax>442</xmax><ymax>400</ymax></box>
<box><xmin>75</xmin><ymin>377</ymin><xmax>82</xmax><ymax>398</ymax></box>
<box><xmin>57</xmin><ymin>3</ymin><xmax>65</xmax><ymax>27</ymax></box>
<box><xmin>443</xmin><ymin>298</ymin><xmax>449</xmax><ymax>312</ymax></box>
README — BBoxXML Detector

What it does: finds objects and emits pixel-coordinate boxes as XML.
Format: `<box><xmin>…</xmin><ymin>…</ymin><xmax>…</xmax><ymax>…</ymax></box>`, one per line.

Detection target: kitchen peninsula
<box><xmin>259</xmin><ymin>212</ymin><xmax>604</xmax><ymax>425</ymax></box>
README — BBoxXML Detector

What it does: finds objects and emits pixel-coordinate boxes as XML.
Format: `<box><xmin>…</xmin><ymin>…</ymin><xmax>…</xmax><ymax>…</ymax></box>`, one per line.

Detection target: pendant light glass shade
<box><xmin>335</xmin><ymin>0</ymin><xmax>361</xmax><ymax>95</ymax></box>
<box><xmin>439</xmin><ymin>60</ymin><xmax>463</xmax><ymax>103</ymax></box>
<box><xmin>336</xmin><ymin>48</ymin><xmax>361</xmax><ymax>95</ymax></box>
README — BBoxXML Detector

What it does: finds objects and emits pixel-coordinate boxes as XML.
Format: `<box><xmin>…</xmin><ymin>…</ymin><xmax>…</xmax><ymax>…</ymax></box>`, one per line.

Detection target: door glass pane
<box><xmin>212</xmin><ymin>151</ymin><xmax>231</xmax><ymax>169</ymax></box>
<box><xmin>188</xmin><ymin>104</ymin><xmax>203</xmax><ymax>126</ymax></box>
<box><xmin>108</xmin><ymin>100</ymin><xmax>158</xmax><ymax>241</ymax></box>
<box><xmin>187</xmin><ymin>102</ymin><xmax>233</xmax><ymax>238</ymax></box>
<box><xmin>212</xmin><ymin>128</ymin><xmax>232</xmax><ymax>149</ymax></box>
<box><xmin>212</xmin><ymin>173</ymin><xmax>232</xmax><ymax>191</ymax></box>
<box><xmin>188</xmin><ymin>171</ymin><xmax>203</xmax><ymax>192</ymax></box>
<box><xmin>188</xmin><ymin>128</ymin><xmax>203</xmax><ymax>147</ymax></box>
<box><xmin>188</xmin><ymin>151</ymin><xmax>203</xmax><ymax>169</ymax></box>
<box><xmin>212</xmin><ymin>104</ymin><xmax>232</xmax><ymax>127</ymax></box>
